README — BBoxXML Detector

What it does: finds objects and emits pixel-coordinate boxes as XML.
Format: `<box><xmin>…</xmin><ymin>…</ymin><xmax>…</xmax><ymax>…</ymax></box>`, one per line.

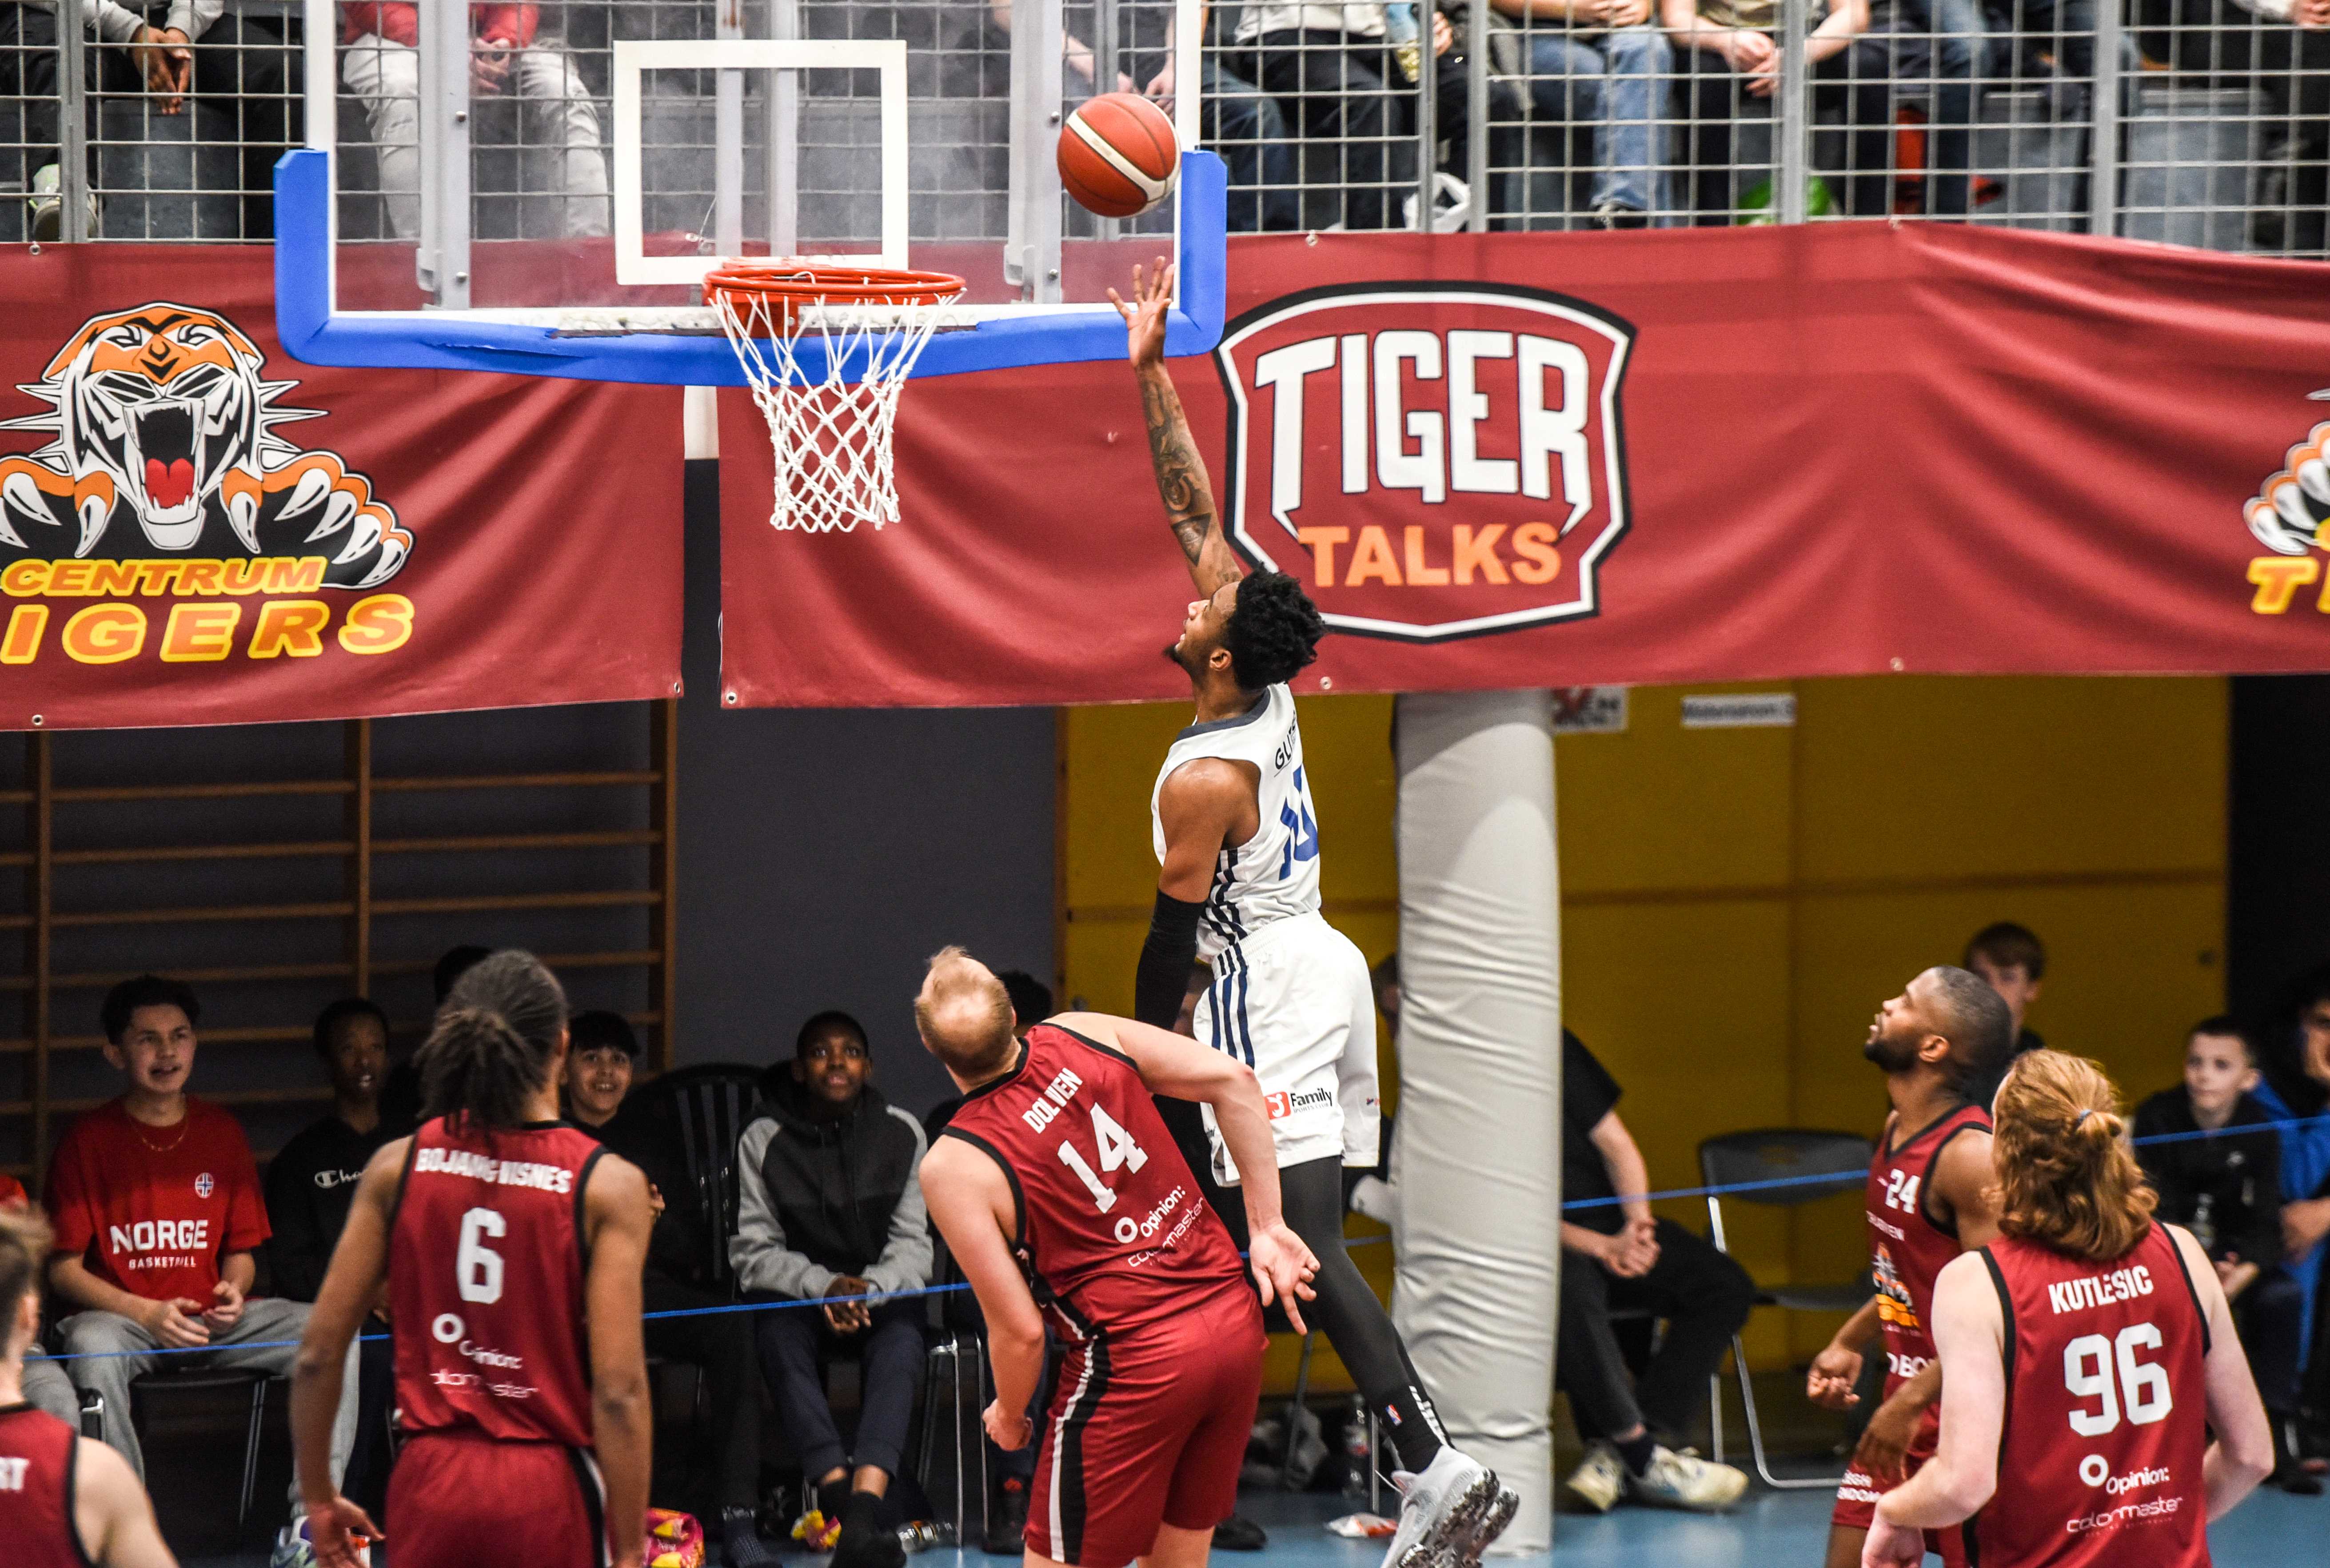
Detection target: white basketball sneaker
<box><xmin>1628</xmin><ymin>1445</ymin><xmax>1748</xmax><ymax>1512</ymax></box>
<box><xmin>1562</xmin><ymin>1441</ymin><xmax>1627</xmax><ymax>1514</ymax></box>
<box><xmin>1380</xmin><ymin>1446</ymin><xmax>1519</xmax><ymax>1568</ymax></box>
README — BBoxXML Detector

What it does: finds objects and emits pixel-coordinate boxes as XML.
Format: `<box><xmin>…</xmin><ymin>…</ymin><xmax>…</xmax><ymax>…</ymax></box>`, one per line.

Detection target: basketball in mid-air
<box><xmin>1058</xmin><ymin>93</ymin><xmax>1180</xmax><ymax>219</ymax></box>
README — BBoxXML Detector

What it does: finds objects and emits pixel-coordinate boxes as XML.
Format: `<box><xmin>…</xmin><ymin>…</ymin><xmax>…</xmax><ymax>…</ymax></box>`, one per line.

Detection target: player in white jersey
<box><xmin>1111</xmin><ymin>263</ymin><xmax>1516</xmax><ymax>1568</ymax></box>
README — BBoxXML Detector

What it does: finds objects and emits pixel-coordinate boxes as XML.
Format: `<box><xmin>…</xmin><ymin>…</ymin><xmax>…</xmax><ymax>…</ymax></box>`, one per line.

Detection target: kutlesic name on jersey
<box><xmin>108</xmin><ymin>1218</ymin><xmax>208</xmax><ymax>1265</ymax></box>
<box><xmin>2047</xmin><ymin>1264</ymin><xmax>2154</xmax><ymax>1317</ymax></box>
<box><xmin>413</xmin><ymin>1145</ymin><xmax>575</xmax><ymax>1193</ymax></box>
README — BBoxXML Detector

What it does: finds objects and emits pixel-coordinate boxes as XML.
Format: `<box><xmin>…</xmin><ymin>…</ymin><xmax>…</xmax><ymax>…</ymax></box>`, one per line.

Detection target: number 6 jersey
<box><xmin>938</xmin><ymin>1024</ymin><xmax>1249</xmax><ymax>1339</ymax></box>
<box><xmin>1974</xmin><ymin>1222</ymin><xmax>2212</xmax><ymax>1567</ymax></box>
<box><xmin>388</xmin><ymin>1117</ymin><xmax>610</xmax><ymax>1446</ymax></box>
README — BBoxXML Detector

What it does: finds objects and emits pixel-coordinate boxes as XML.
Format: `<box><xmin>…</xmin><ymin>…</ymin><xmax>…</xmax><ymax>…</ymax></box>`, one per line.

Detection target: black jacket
<box><xmin>263</xmin><ymin>1114</ymin><xmax>394</xmax><ymax>1301</ymax></box>
<box><xmin>2133</xmin><ymin>1088</ymin><xmax>2284</xmax><ymax>1267</ymax></box>
<box><xmin>577</xmin><ymin>1102</ymin><xmax>712</xmax><ymax>1289</ymax></box>
<box><xmin>729</xmin><ymin>1076</ymin><xmax>930</xmax><ymax>1300</ymax></box>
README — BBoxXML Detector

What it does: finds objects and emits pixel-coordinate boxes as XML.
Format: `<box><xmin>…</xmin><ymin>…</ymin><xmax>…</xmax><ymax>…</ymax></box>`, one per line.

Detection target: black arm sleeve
<box><xmin>1133</xmin><ymin>888</ymin><xmax>1205</xmax><ymax>1032</ymax></box>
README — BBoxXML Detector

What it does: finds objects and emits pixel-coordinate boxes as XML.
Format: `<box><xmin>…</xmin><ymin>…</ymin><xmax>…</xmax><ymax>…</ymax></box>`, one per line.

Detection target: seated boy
<box><xmin>2134</xmin><ymin>1016</ymin><xmax>2316</xmax><ymax>1493</ymax></box>
<box><xmin>46</xmin><ymin>975</ymin><xmax>360</xmax><ymax>1532</ymax></box>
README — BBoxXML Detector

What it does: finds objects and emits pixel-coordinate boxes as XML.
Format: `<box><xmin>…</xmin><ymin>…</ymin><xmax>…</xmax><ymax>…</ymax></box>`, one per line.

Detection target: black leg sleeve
<box><xmin>1279</xmin><ymin>1155</ymin><xmax>1448</xmax><ymax>1472</ymax></box>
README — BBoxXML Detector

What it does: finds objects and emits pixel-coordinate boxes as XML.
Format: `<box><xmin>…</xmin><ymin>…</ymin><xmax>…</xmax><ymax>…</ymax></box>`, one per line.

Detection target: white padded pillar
<box><xmin>1392</xmin><ymin>690</ymin><xmax>1560</xmax><ymax>1552</ymax></box>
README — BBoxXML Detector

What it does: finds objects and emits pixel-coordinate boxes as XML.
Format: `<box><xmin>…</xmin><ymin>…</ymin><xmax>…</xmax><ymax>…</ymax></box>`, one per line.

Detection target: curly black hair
<box><xmin>1221</xmin><ymin>571</ymin><xmax>1325</xmax><ymax>692</ymax></box>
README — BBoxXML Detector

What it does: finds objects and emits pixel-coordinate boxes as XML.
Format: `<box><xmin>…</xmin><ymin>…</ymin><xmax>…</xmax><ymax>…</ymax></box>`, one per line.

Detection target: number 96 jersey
<box><xmin>388</xmin><ymin>1117</ymin><xmax>611</xmax><ymax>1446</ymax></box>
<box><xmin>1975</xmin><ymin>1223</ymin><xmax>2212</xmax><ymax>1568</ymax></box>
<box><xmin>938</xmin><ymin>1024</ymin><xmax>1249</xmax><ymax>1338</ymax></box>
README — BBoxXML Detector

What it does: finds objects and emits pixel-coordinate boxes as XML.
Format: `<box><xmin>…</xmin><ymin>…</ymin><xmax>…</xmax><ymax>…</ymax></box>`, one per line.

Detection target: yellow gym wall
<box><xmin>1057</xmin><ymin>676</ymin><xmax>2226</xmax><ymax>1392</ymax></box>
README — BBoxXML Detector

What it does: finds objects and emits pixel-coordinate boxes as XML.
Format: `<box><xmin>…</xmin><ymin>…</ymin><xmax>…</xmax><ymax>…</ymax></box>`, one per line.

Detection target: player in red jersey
<box><xmin>0</xmin><ymin>1205</ymin><xmax>175</xmax><ymax>1568</ymax></box>
<box><xmin>1809</xmin><ymin>967</ymin><xmax>2015</xmax><ymax>1568</ymax></box>
<box><xmin>1863</xmin><ymin>1050</ymin><xmax>2272</xmax><ymax>1567</ymax></box>
<box><xmin>912</xmin><ymin>948</ymin><xmax>1320</xmax><ymax>1568</ymax></box>
<box><xmin>289</xmin><ymin>951</ymin><xmax>656</xmax><ymax>1568</ymax></box>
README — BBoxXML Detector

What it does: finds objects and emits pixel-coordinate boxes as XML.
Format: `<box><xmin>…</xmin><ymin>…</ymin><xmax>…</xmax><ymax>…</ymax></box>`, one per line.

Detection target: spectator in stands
<box><xmin>1662</xmin><ymin>0</ymin><xmax>1895</xmax><ymax>220</ymax></box>
<box><xmin>1965</xmin><ymin>920</ymin><xmax>2045</xmax><ymax>1051</ymax></box>
<box><xmin>1490</xmin><ymin>0</ymin><xmax>1675</xmax><ymax>226</ymax></box>
<box><xmin>1227</xmin><ymin>0</ymin><xmax>1406</xmax><ymax>230</ymax></box>
<box><xmin>732</xmin><ymin>1010</ymin><xmax>930</xmax><ymax>1568</ymax></box>
<box><xmin>45</xmin><ymin>976</ymin><xmax>359</xmax><ymax>1509</ymax></box>
<box><xmin>338</xmin><ymin>1</ymin><xmax>608</xmax><ymax>241</ymax></box>
<box><xmin>1875</xmin><ymin>0</ymin><xmax>1979</xmax><ymax>216</ymax></box>
<box><xmin>563</xmin><ymin>1011</ymin><xmax>772</xmax><ymax>1568</ymax></box>
<box><xmin>2254</xmin><ymin>962</ymin><xmax>2330</xmax><ymax>1466</ymax></box>
<box><xmin>924</xmin><ymin>969</ymin><xmax>1057</xmax><ymax>1555</ymax></box>
<box><xmin>0</xmin><ymin>1172</ymin><xmax>78</xmax><ymax>1424</ymax></box>
<box><xmin>8</xmin><ymin>0</ymin><xmax>299</xmax><ymax>239</ymax></box>
<box><xmin>1965</xmin><ymin>920</ymin><xmax>2046</xmax><ymax>1103</ymax></box>
<box><xmin>376</xmin><ymin>942</ymin><xmax>488</xmax><ymax>1134</ymax></box>
<box><xmin>2134</xmin><ymin>1017</ymin><xmax>2318</xmax><ymax>1492</ymax></box>
<box><xmin>264</xmin><ymin>997</ymin><xmax>395</xmax><ymax>1516</ymax></box>
<box><xmin>1422</xmin><ymin>2</ymin><xmax>1526</xmax><ymax>226</ymax></box>
<box><xmin>2234</xmin><ymin>0</ymin><xmax>2330</xmax><ymax>255</ymax></box>
<box><xmin>0</xmin><ymin>1205</ymin><xmax>178</xmax><ymax>1568</ymax></box>
<box><xmin>1556</xmin><ymin>1027</ymin><xmax>1752</xmax><ymax>1512</ymax></box>
<box><xmin>1139</xmin><ymin>5</ymin><xmax>1304</xmax><ymax>230</ymax></box>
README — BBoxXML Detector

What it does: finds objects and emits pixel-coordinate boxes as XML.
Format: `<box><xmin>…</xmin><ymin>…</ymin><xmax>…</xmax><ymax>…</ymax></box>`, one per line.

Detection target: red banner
<box><xmin>0</xmin><ymin>247</ymin><xmax>682</xmax><ymax>730</ymax></box>
<box><xmin>721</xmin><ymin>223</ymin><xmax>2330</xmax><ymax>707</ymax></box>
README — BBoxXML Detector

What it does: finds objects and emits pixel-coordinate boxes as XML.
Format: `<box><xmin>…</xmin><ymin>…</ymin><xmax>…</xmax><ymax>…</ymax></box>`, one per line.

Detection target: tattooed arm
<box><xmin>1109</xmin><ymin>260</ymin><xmax>1244</xmax><ymax>597</ymax></box>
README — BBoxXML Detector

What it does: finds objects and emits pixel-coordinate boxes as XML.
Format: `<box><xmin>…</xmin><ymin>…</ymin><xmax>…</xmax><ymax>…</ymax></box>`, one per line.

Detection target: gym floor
<box><xmin>171</xmin><ymin>1479</ymin><xmax>2325</xmax><ymax>1567</ymax></box>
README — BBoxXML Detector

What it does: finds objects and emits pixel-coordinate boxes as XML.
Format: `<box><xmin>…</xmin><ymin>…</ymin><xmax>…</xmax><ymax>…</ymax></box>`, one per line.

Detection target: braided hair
<box><xmin>416</xmin><ymin>950</ymin><xmax>568</xmax><ymax>1133</ymax></box>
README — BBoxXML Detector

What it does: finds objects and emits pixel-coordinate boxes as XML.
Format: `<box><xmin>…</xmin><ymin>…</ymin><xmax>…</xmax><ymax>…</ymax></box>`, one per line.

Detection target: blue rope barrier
<box><xmin>30</xmin><ymin>1111</ymin><xmax>2328</xmax><ymax>1363</ymax></box>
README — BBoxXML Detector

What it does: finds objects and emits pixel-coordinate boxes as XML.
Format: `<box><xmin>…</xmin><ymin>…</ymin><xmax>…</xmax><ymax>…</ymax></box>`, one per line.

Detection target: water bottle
<box><xmin>1384</xmin><ymin>3</ymin><xmax>1422</xmax><ymax>84</ymax></box>
<box><xmin>1343</xmin><ymin>1393</ymin><xmax>1373</xmax><ymax>1500</ymax></box>
<box><xmin>897</xmin><ymin>1521</ymin><xmax>957</xmax><ymax>1554</ymax></box>
<box><xmin>2190</xmin><ymin>1191</ymin><xmax>2217</xmax><ymax>1257</ymax></box>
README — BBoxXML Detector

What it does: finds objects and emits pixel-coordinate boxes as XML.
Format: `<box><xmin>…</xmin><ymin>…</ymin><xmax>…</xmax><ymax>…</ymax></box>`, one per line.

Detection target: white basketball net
<box><xmin>713</xmin><ymin>287</ymin><xmax>965</xmax><ymax>533</ymax></box>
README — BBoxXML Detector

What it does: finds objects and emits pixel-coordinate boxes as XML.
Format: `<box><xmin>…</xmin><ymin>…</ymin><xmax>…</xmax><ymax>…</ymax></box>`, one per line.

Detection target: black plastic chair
<box><xmin>128</xmin><ymin>1367</ymin><xmax>273</xmax><ymax>1529</ymax></box>
<box><xmin>1697</xmin><ymin>1128</ymin><xmax>1874</xmax><ymax>1489</ymax></box>
<box><xmin>627</xmin><ymin>1062</ymin><xmax>765</xmax><ymax>1293</ymax></box>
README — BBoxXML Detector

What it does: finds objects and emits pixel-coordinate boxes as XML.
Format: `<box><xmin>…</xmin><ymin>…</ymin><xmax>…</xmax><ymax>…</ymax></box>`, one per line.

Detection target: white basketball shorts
<box><xmin>1193</xmin><ymin>910</ymin><xmax>1381</xmax><ymax>1185</ymax></box>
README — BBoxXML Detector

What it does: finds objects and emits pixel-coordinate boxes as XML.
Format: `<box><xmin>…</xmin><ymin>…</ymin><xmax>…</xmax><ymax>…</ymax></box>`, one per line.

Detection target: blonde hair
<box><xmin>0</xmin><ymin>1203</ymin><xmax>54</xmax><ymax>1353</ymax></box>
<box><xmin>1991</xmin><ymin>1050</ymin><xmax>2156</xmax><ymax>1262</ymax></box>
<box><xmin>915</xmin><ymin>946</ymin><xmax>1017</xmax><ymax>1079</ymax></box>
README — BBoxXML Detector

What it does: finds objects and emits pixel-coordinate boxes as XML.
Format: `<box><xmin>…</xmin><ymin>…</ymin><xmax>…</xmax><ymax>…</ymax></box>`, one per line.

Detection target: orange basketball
<box><xmin>1057</xmin><ymin>92</ymin><xmax>1180</xmax><ymax>219</ymax></box>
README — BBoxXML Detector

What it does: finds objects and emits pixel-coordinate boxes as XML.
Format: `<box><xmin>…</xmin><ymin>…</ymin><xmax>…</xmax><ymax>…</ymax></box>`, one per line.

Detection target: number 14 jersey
<box><xmin>388</xmin><ymin>1117</ymin><xmax>610</xmax><ymax>1446</ymax></box>
<box><xmin>939</xmin><ymin>1024</ymin><xmax>1248</xmax><ymax>1340</ymax></box>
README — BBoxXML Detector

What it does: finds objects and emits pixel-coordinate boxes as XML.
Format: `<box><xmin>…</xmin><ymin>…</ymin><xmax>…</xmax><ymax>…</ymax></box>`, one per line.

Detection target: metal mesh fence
<box><xmin>2</xmin><ymin>0</ymin><xmax>2324</xmax><ymax>257</ymax></box>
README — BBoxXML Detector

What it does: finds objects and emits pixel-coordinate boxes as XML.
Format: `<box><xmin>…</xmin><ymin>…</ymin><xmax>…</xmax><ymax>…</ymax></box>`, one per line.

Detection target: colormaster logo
<box><xmin>1216</xmin><ymin>283</ymin><xmax>1634</xmax><ymax>642</ymax></box>
<box><xmin>2242</xmin><ymin>391</ymin><xmax>2330</xmax><ymax>614</ymax></box>
<box><xmin>0</xmin><ymin>303</ymin><xmax>413</xmax><ymax>666</ymax></box>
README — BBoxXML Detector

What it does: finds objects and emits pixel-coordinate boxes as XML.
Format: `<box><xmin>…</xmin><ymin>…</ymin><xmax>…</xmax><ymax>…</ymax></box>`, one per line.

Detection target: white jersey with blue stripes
<box><xmin>1149</xmin><ymin>682</ymin><xmax>1322</xmax><ymax>962</ymax></box>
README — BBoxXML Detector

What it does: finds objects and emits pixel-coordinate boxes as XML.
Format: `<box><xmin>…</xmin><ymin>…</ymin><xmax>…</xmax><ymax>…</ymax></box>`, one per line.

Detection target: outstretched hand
<box><xmin>1247</xmin><ymin>1220</ymin><xmax>1320</xmax><ymax>1337</ymax></box>
<box><xmin>1107</xmin><ymin>258</ymin><xmax>1175</xmax><ymax>371</ymax></box>
<box><xmin>303</xmin><ymin>1494</ymin><xmax>383</xmax><ymax>1568</ymax></box>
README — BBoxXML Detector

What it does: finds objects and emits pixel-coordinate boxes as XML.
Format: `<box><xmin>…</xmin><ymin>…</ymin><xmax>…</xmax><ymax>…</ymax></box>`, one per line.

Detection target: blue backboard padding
<box><xmin>271</xmin><ymin>148</ymin><xmax>1226</xmax><ymax>385</ymax></box>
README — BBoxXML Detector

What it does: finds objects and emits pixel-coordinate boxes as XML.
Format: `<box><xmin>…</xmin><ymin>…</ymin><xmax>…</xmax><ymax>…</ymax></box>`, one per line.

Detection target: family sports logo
<box><xmin>2242</xmin><ymin>391</ymin><xmax>2330</xmax><ymax>615</ymax></box>
<box><xmin>0</xmin><ymin>303</ymin><xmax>413</xmax><ymax>667</ymax></box>
<box><xmin>1215</xmin><ymin>283</ymin><xmax>1634</xmax><ymax>642</ymax></box>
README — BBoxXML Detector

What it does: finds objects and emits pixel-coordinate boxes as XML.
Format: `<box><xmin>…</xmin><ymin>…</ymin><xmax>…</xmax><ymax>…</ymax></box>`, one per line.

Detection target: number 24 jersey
<box><xmin>388</xmin><ymin>1118</ymin><xmax>612</xmax><ymax>1446</ymax></box>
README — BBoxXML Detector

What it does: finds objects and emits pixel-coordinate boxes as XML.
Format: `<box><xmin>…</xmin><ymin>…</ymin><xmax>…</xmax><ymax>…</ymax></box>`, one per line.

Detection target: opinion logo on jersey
<box><xmin>1214</xmin><ymin>283</ymin><xmax>1634</xmax><ymax>643</ymax></box>
<box><xmin>194</xmin><ymin>1172</ymin><xmax>214</xmax><ymax>1198</ymax></box>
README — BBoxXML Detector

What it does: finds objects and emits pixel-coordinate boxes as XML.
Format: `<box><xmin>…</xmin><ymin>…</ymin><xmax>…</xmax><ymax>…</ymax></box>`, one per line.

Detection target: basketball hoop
<box><xmin>706</xmin><ymin>260</ymin><xmax>969</xmax><ymax>533</ymax></box>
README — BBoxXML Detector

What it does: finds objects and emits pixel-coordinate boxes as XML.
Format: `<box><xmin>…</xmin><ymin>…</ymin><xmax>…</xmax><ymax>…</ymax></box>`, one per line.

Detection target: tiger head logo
<box><xmin>2246</xmin><ymin>391</ymin><xmax>2330</xmax><ymax>559</ymax></box>
<box><xmin>0</xmin><ymin>303</ymin><xmax>410</xmax><ymax>587</ymax></box>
